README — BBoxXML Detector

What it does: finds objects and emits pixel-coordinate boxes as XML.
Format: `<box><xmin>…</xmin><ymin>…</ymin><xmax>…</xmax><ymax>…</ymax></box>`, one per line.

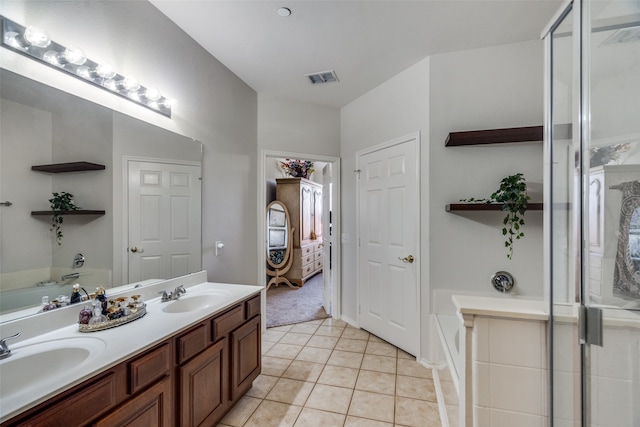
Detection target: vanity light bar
<box><xmin>0</xmin><ymin>15</ymin><xmax>173</xmax><ymax>117</ymax></box>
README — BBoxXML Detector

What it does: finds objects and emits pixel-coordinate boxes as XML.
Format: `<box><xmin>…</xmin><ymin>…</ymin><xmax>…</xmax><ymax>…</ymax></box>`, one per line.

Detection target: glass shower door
<box><xmin>582</xmin><ymin>1</ymin><xmax>640</xmax><ymax>425</ymax></box>
<box><xmin>548</xmin><ymin>1</ymin><xmax>640</xmax><ymax>426</ymax></box>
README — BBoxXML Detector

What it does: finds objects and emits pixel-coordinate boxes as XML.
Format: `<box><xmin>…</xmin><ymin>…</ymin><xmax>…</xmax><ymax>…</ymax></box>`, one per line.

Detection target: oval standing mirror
<box><xmin>266</xmin><ymin>201</ymin><xmax>296</xmax><ymax>290</ymax></box>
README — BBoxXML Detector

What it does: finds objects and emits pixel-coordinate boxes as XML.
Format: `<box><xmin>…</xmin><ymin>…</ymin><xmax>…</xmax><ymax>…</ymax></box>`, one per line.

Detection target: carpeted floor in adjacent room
<box><xmin>266</xmin><ymin>273</ymin><xmax>329</xmax><ymax>328</ymax></box>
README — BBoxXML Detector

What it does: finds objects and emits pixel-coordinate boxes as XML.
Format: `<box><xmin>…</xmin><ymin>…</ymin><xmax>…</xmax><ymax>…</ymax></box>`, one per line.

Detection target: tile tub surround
<box><xmin>0</xmin><ymin>271</ymin><xmax>262</xmax><ymax>423</ymax></box>
<box><xmin>452</xmin><ymin>295</ymin><xmax>549</xmax><ymax>427</ymax></box>
<box><xmin>218</xmin><ymin>319</ymin><xmax>446</xmax><ymax>427</ymax></box>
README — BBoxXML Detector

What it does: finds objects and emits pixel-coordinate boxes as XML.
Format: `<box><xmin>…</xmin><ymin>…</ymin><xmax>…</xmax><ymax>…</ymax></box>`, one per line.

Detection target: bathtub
<box><xmin>435</xmin><ymin>313</ymin><xmax>461</xmax><ymax>394</ymax></box>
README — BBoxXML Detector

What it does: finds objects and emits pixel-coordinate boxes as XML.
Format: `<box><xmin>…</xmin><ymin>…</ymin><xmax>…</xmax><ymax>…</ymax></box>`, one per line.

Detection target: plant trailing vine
<box><xmin>461</xmin><ymin>173</ymin><xmax>531</xmax><ymax>259</ymax></box>
<box><xmin>49</xmin><ymin>192</ymin><xmax>80</xmax><ymax>245</ymax></box>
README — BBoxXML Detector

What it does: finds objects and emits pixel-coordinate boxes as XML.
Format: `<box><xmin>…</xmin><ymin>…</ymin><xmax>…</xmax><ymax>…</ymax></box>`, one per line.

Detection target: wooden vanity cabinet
<box><xmin>230</xmin><ymin>314</ymin><xmax>261</xmax><ymax>401</ymax></box>
<box><xmin>1</xmin><ymin>294</ymin><xmax>261</xmax><ymax>427</ymax></box>
<box><xmin>178</xmin><ymin>338</ymin><xmax>227</xmax><ymax>426</ymax></box>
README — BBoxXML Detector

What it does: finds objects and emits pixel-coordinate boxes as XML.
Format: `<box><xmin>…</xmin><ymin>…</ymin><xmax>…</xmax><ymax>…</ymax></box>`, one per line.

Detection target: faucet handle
<box><xmin>158</xmin><ymin>290</ymin><xmax>171</xmax><ymax>302</ymax></box>
<box><xmin>0</xmin><ymin>332</ymin><xmax>21</xmax><ymax>357</ymax></box>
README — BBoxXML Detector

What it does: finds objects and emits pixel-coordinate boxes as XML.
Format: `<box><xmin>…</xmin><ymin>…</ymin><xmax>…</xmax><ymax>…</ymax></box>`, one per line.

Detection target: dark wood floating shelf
<box><xmin>31</xmin><ymin>162</ymin><xmax>106</xmax><ymax>173</ymax></box>
<box><xmin>31</xmin><ymin>210</ymin><xmax>106</xmax><ymax>216</ymax></box>
<box><xmin>445</xmin><ymin>126</ymin><xmax>543</xmax><ymax>147</ymax></box>
<box><xmin>446</xmin><ymin>203</ymin><xmax>544</xmax><ymax>212</ymax></box>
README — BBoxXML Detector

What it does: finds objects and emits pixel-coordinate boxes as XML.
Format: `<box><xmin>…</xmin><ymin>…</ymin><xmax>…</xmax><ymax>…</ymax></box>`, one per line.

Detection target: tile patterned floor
<box><xmin>217</xmin><ymin>318</ymin><xmax>444</xmax><ymax>427</ymax></box>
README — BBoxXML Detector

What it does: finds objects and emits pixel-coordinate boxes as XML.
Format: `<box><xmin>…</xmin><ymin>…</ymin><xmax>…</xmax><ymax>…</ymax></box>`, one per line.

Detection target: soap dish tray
<box><xmin>79</xmin><ymin>304</ymin><xmax>147</xmax><ymax>332</ymax></box>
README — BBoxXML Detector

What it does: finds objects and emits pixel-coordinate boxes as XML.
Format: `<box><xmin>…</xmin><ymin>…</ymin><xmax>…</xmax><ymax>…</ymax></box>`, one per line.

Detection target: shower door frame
<box><xmin>543</xmin><ymin>1</ymin><xmax>584</xmax><ymax>425</ymax></box>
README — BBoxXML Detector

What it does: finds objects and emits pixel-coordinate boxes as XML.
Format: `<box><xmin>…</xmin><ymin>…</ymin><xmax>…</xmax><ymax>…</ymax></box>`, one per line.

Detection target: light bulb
<box><xmin>43</xmin><ymin>50</ymin><xmax>61</xmax><ymax>66</ymax></box>
<box><xmin>4</xmin><ymin>31</ymin><xmax>24</xmax><ymax>50</ymax></box>
<box><xmin>95</xmin><ymin>63</ymin><xmax>116</xmax><ymax>79</ymax></box>
<box><xmin>161</xmin><ymin>98</ymin><xmax>175</xmax><ymax>108</ymax></box>
<box><xmin>128</xmin><ymin>91</ymin><xmax>140</xmax><ymax>101</ymax></box>
<box><xmin>122</xmin><ymin>76</ymin><xmax>140</xmax><ymax>91</ymax></box>
<box><xmin>62</xmin><ymin>46</ymin><xmax>87</xmax><ymax>65</ymax></box>
<box><xmin>76</xmin><ymin>65</ymin><xmax>92</xmax><ymax>79</ymax></box>
<box><xmin>103</xmin><ymin>79</ymin><xmax>118</xmax><ymax>91</ymax></box>
<box><xmin>145</xmin><ymin>87</ymin><xmax>161</xmax><ymax>101</ymax></box>
<box><xmin>23</xmin><ymin>26</ymin><xmax>51</xmax><ymax>48</ymax></box>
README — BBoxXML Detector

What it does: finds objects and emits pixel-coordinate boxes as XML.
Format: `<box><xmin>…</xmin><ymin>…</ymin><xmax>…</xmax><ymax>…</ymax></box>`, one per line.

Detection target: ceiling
<box><xmin>150</xmin><ymin>0</ymin><xmax>564</xmax><ymax>109</ymax></box>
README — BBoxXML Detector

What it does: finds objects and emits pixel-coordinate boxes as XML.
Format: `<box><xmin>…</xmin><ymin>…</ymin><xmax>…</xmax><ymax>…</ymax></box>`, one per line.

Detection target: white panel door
<box><xmin>128</xmin><ymin>161</ymin><xmax>201</xmax><ymax>283</ymax></box>
<box><xmin>358</xmin><ymin>136</ymin><xmax>419</xmax><ymax>355</ymax></box>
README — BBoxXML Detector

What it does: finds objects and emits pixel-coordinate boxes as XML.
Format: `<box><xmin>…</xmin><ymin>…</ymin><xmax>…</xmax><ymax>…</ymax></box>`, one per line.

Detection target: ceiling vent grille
<box><xmin>305</xmin><ymin>70</ymin><xmax>339</xmax><ymax>85</ymax></box>
<box><xmin>601</xmin><ymin>25</ymin><xmax>640</xmax><ymax>46</ymax></box>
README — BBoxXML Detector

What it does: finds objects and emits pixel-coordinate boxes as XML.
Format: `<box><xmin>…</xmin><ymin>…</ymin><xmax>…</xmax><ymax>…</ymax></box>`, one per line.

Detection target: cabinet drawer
<box><xmin>212</xmin><ymin>304</ymin><xmax>244</xmax><ymax>341</ymax></box>
<box><xmin>245</xmin><ymin>295</ymin><xmax>261</xmax><ymax>319</ymax></box>
<box><xmin>315</xmin><ymin>259</ymin><xmax>323</xmax><ymax>271</ymax></box>
<box><xmin>302</xmin><ymin>254</ymin><xmax>314</xmax><ymax>265</ymax></box>
<box><xmin>22</xmin><ymin>371</ymin><xmax>118</xmax><ymax>426</ymax></box>
<box><xmin>128</xmin><ymin>343</ymin><xmax>171</xmax><ymax>395</ymax></box>
<box><xmin>315</xmin><ymin>251</ymin><xmax>323</xmax><ymax>261</ymax></box>
<box><xmin>314</xmin><ymin>242</ymin><xmax>324</xmax><ymax>252</ymax></box>
<box><xmin>302</xmin><ymin>263</ymin><xmax>315</xmax><ymax>277</ymax></box>
<box><xmin>302</xmin><ymin>245</ymin><xmax>313</xmax><ymax>255</ymax></box>
<box><xmin>177</xmin><ymin>323</ymin><xmax>208</xmax><ymax>364</ymax></box>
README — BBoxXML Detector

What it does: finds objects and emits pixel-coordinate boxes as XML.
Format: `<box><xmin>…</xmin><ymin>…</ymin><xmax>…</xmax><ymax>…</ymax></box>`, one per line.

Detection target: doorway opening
<box><xmin>259</xmin><ymin>150</ymin><xmax>341</xmax><ymax>330</ymax></box>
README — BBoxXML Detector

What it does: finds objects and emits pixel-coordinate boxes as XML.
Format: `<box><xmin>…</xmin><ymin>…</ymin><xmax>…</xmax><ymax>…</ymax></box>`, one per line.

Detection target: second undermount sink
<box><xmin>161</xmin><ymin>290</ymin><xmax>232</xmax><ymax>314</ymax></box>
<box><xmin>0</xmin><ymin>337</ymin><xmax>106</xmax><ymax>401</ymax></box>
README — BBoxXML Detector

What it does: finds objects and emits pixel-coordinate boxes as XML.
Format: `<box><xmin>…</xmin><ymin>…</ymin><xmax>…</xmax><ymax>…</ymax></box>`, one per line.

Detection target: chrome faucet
<box><xmin>158</xmin><ymin>285</ymin><xmax>187</xmax><ymax>302</ymax></box>
<box><xmin>0</xmin><ymin>332</ymin><xmax>21</xmax><ymax>359</ymax></box>
<box><xmin>173</xmin><ymin>285</ymin><xmax>186</xmax><ymax>299</ymax></box>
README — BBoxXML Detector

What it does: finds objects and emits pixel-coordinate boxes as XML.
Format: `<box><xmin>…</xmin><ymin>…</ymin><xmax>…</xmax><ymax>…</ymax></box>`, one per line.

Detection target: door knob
<box><xmin>399</xmin><ymin>255</ymin><xmax>414</xmax><ymax>263</ymax></box>
<box><xmin>130</xmin><ymin>246</ymin><xmax>143</xmax><ymax>253</ymax></box>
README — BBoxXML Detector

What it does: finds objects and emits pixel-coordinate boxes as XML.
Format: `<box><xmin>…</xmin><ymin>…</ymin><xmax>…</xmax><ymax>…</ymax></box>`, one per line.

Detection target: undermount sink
<box><xmin>161</xmin><ymin>290</ymin><xmax>232</xmax><ymax>314</ymax></box>
<box><xmin>0</xmin><ymin>337</ymin><xmax>106</xmax><ymax>400</ymax></box>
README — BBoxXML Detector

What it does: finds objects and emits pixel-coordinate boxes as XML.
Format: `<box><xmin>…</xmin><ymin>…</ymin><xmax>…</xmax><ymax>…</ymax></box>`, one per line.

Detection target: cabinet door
<box><xmin>230</xmin><ymin>316</ymin><xmax>261</xmax><ymax>401</ymax></box>
<box><xmin>313</xmin><ymin>188</ymin><xmax>322</xmax><ymax>240</ymax></box>
<box><xmin>179</xmin><ymin>339</ymin><xmax>227</xmax><ymax>427</ymax></box>
<box><xmin>95</xmin><ymin>377</ymin><xmax>172</xmax><ymax>427</ymax></box>
<box><xmin>301</xmin><ymin>185</ymin><xmax>313</xmax><ymax>243</ymax></box>
<box><xmin>589</xmin><ymin>174</ymin><xmax>604</xmax><ymax>254</ymax></box>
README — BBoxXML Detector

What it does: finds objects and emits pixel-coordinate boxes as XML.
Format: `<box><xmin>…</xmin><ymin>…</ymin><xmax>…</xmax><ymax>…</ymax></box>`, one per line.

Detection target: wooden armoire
<box><xmin>276</xmin><ymin>178</ymin><xmax>323</xmax><ymax>286</ymax></box>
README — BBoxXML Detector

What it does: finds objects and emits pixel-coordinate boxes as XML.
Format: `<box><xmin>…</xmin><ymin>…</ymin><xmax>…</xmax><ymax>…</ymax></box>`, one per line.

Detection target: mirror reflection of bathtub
<box><xmin>0</xmin><ymin>279</ymin><xmax>163</xmax><ymax>323</ymax></box>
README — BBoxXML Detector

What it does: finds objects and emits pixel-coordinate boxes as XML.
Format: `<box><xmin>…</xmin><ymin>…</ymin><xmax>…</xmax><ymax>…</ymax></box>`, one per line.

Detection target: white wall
<box><xmin>0</xmin><ymin>1</ymin><xmax>258</xmax><ymax>285</ymax></box>
<box><xmin>258</xmin><ymin>94</ymin><xmax>340</xmax><ymax>157</ymax></box>
<box><xmin>340</xmin><ymin>41</ymin><xmax>546</xmax><ymax>360</ymax></box>
<box><xmin>429</xmin><ymin>40</ymin><xmax>545</xmax><ymax>303</ymax></box>
<box><xmin>0</xmin><ymin>99</ymin><xmax>53</xmax><ymax>276</ymax></box>
<box><xmin>340</xmin><ymin>58</ymin><xmax>430</xmax><ymax>353</ymax></box>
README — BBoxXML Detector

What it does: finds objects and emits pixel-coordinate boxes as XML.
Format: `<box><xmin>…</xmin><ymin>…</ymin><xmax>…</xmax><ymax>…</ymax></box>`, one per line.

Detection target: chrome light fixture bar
<box><xmin>0</xmin><ymin>15</ymin><xmax>173</xmax><ymax>117</ymax></box>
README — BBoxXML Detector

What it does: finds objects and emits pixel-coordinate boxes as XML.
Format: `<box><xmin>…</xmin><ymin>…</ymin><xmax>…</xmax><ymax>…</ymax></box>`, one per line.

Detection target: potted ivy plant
<box><xmin>49</xmin><ymin>192</ymin><xmax>80</xmax><ymax>245</ymax></box>
<box><xmin>461</xmin><ymin>173</ymin><xmax>531</xmax><ymax>259</ymax></box>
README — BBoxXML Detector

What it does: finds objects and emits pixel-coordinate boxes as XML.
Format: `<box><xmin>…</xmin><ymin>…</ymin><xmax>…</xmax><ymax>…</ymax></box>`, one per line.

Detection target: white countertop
<box><xmin>0</xmin><ymin>272</ymin><xmax>262</xmax><ymax>423</ymax></box>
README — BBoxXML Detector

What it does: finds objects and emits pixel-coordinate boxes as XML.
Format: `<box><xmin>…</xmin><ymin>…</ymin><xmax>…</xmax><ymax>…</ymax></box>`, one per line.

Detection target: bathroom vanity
<box><xmin>0</xmin><ymin>272</ymin><xmax>262</xmax><ymax>426</ymax></box>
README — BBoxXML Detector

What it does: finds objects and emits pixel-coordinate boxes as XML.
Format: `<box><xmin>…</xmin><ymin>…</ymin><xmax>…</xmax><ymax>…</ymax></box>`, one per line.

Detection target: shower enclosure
<box><xmin>544</xmin><ymin>0</ymin><xmax>640</xmax><ymax>425</ymax></box>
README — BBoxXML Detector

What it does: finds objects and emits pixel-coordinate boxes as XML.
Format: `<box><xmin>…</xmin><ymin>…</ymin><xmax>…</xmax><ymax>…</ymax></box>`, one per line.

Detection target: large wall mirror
<box><xmin>0</xmin><ymin>68</ymin><xmax>202</xmax><ymax>319</ymax></box>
